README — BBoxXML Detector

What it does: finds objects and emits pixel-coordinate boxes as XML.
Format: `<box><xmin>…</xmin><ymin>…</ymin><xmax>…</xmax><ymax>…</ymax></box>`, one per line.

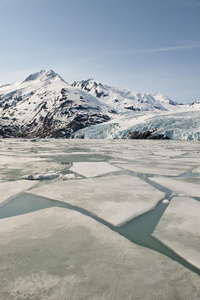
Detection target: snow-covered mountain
<box><xmin>0</xmin><ymin>70</ymin><xmax>199</xmax><ymax>140</ymax></box>
<box><xmin>71</xmin><ymin>79</ymin><xmax>199</xmax><ymax>141</ymax></box>
<box><xmin>72</xmin><ymin>78</ymin><xmax>178</xmax><ymax>112</ymax></box>
<box><xmin>0</xmin><ymin>70</ymin><xmax>110</xmax><ymax>138</ymax></box>
<box><xmin>188</xmin><ymin>101</ymin><xmax>200</xmax><ymax>109</ymax></box>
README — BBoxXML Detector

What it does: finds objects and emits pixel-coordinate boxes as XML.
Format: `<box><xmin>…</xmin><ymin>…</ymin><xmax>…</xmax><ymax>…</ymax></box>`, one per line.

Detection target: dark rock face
<box><xmin>0</xmin><ymin>112</ymin><xmax>110</xmax><ymax>139</ymax></box>
<box><xmin>95</xmin><ymin>90</ymin><xmax>104</xmax><ymax>98</ymax></box>
<box><xmin>128</xmin><ymin>130</ymin><xmax>169</xmax><ymax>140</ymax></box>
<box><xmin>124</xmin><ymin>106</ymin><xmax>141</xmax><ymax>111</ymax></box>
<box><xmin>0</xmin><ymin>125</ymin><xmax>20</xmax><ymax>138</ymax></box>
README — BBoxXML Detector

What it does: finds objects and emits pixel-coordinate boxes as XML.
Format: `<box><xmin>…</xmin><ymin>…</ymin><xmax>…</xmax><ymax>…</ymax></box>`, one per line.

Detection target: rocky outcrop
<box><xmin>128</xmin><ymin>130</ymin><xmax>169</xmax><ymax>140</ymax></box>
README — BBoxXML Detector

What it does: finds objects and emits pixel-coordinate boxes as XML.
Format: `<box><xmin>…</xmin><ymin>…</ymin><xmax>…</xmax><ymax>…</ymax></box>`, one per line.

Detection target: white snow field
<box><xmin>0</xmin><ymin>139</ymin><xmax>200</xmax><ymax>299</ymax></box>
<box><xmin>153</xmin><ymin>197</ymin><xmax>200</xmax><ymax>269</ymax></box>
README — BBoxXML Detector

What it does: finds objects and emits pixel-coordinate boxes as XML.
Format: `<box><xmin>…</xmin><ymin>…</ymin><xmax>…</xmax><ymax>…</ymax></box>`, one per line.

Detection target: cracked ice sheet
<box><xmin>192</xmin><ymin>166</ymin><xmax>200</xmax><ymax>174</ymax></box>
<box><xmin>69</xmin><ymin>162</ymin><xmax>121</xmax><ymax>177</ymax></box>
<box><xmin>0</xmin><ymin>155</ymin><xmax>45</xmax><ymax>170</ymax></box>
<box><xmin>152</xmin><ymin>197</ymin><xmax>200</xmax><ymax>269</ymax></box>
<box><xmin>28</xmin><ymin>175</ymin><xmax>165</xmax><ymax>226</ymax></box>
<box><xmin>114</xmin><ymin>161</ymin><xmax>192</xmax><ymax>176</ymax></box>
<box><xmin>170</xmin><ymin>157</ymin><xmax>200</xmax><ymax>167</ymax></box>
<box><xmin>0</xmin><ymin>180</ymin><xmax>38</xmax><ymax>205</ymax></box>
<box><xmin>0</xmin><ymin>208</ymin><xmax>199</xmax><ymax>300</ymax></box>
<box><xmin>152</xmin><ymin>149</ymin><xmax>186</xmax><ymax>157</ymax></box>
<box><xmin>150</xmin><ymin>177</ymin><xmax>200</xmax><ymax>198</ymax></box>
<box><xmin>21</xmin><ymin>160</ymin><xmax>65</xmax><ymax>175</ymax></box>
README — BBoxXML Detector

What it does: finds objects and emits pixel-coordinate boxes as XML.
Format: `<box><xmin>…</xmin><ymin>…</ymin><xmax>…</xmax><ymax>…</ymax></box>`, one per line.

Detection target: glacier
<box><xmin>73</xmin><ymin>109</ymin><xmax>200</xmax><ymax>140</ymax></box>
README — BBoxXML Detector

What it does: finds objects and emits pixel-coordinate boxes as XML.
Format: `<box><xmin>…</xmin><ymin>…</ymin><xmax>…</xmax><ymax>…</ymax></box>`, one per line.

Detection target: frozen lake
<box><xmin>0</xmin><ymin>139</ymin><xmax>200</xmax><ymax>299</ymax></box>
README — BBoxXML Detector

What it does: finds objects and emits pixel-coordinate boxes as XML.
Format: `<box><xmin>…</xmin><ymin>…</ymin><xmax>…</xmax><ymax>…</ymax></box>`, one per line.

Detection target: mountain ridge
<box><xmin>71</xmin><ymin>78</ymin><xmax>175</xmax><ymax>112</ymax></box>
<box><xmin>0</xmin><ymin>70</ymin><xmax>199</xmax><ymax>139</ymax></box>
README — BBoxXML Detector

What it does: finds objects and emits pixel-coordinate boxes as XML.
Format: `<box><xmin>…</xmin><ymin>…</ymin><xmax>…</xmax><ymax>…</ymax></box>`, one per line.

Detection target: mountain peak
<box><xmin>23</xmin><ymin>69</ymin><xmax>66</xmax><ymax>84</ymax></box>
<box><xmin>23</xmin><ymin>70</ymin><xmax>46</xmax><ymax>82</ymax></box>
<box><xmin>72</xmin><ymin>78</ymin><xmax>100</xmax><ymax>91</ymax></box>
<box><xmin>46</xmin><ymin>69</ymin><xmax>56</xmax><ymax>77</ymax></box>
<box><xmin>44</xmin><ymin>69</ymin><xmax>67</xmax><ymax>83</ymax></box>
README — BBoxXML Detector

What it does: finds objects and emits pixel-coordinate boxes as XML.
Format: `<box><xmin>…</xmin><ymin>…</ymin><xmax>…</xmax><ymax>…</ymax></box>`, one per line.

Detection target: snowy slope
<box><xmin>0</xmin><ymin>70</ymin><xmax>110</xmax><ymax>138</ymax></box>
<box><xmin>72</xmin><ymin>78</ymin><xmax>178</xmax><ymax>112</ymax></box>
<box><xmin>187</xmin><ymin>101</ymin><xmax>200</xmax><ymax>109</ymax></box>
<box><xmin>152</xmin><ymin>92</ymin><xmax>179</xmax><ymax>110</ymax></box>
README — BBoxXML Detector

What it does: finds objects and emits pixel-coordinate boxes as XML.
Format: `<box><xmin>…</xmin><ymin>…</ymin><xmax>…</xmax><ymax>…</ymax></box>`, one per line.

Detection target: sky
<box><xmin>0</xmin><ymin>0</ymin><xmax>200</xmax><ymax>104</ymax></box>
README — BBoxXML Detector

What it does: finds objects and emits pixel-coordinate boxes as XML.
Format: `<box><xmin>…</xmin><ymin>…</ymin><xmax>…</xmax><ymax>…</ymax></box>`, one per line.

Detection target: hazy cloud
<box><xmin>147</xmin><ymin>44</ymin><xmax>200</xmax><ymax>52</ymax></box>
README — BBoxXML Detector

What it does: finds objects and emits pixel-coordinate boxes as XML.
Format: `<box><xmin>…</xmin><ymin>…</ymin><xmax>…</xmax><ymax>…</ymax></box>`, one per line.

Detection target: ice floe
<box><xmin>0</xmin><ymin>138</ymin><xmax>200</xmax><ymax>299</ymax></box>
<box><xmin>0</xmin><ymin>180</ymin><xmax>38</xmax><ymax>205</ymax></box>
<box><xmin>151</xmin><ymin>177</ymin><xmax>200</xmax><ymax>197</ymax></box>
<box><xmin>162</xmin><ymin>199</ymin><xmax>170</xmax><ymax>204</ymax></box>
<box><xmin>153</xmin><ymin>197</ymin><xmax>200</xmax><ymax>269</ymax></box>
<box><xmin>0</xmin><ymin>207</ymin><xmax>199</xmax><ymax>300</ymax></box>
<box><xmin>62</xmin><ymin>173</ymin><xmax>76</xmax><ymax>180</ymax></box>
<box><xmin>69</xmin><ymin>162</ymin><xmax>121</xmax><ymax>177</ymax></box>
<box><xmin>114</xmin><ymin>161</ymin><xmax>192</xmax><ymax>176</ymax></box>
<box><xmin>192</xmin><ymin>166</ymin><xmax>200</xmax><ymax>174</ymax></box>
<box><xmin>28</xmin><ymin>174</ymin><xmax>165</xmax><ymax>226</ymax></box>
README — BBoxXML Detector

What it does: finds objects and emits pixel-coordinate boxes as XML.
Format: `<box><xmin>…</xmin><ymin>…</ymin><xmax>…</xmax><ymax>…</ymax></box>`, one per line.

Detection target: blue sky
<box><xmin>0</xmin><ymin>0</ymin><xmax>199</xmax><ymax>103</ymax></box>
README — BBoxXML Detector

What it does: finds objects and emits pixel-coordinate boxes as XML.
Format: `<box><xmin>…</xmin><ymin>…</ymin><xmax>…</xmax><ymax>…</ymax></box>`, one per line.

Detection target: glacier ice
<box><xmin>73</xmin><ymin>110</ymin><xmax>200</xmax><ymax>140</ymax></box>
